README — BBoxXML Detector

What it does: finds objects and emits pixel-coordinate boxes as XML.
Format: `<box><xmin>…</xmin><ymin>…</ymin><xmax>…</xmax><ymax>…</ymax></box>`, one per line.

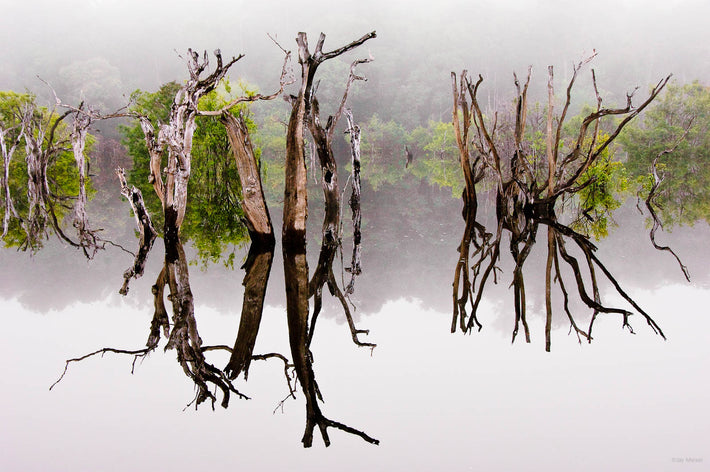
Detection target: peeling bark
<box><xmin>344</xmin><ymin>108</ymin><xmax>362</xmax><ymax>295</ymax></box>
<box><xmin>0</xmin><ymin>123</ymin><xmax>22</xmax><ymax>237</ymax></box>
<box><xmin>139</xmin><ymin>50</ymin><xmax>243</xmax><ymax>230</ymax></box>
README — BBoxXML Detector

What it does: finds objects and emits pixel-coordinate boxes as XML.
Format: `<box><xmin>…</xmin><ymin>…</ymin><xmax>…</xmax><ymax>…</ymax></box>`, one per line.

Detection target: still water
<box><xmin>1</xmin><ymin>196</ymin><xmax>708</xmax><ymax>471</ymax></box>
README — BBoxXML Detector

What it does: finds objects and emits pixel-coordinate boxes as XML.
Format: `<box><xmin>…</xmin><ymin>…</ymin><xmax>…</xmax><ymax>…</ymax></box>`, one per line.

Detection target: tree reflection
<box><xmin>283</xmin><ymin>31</ymin><xmax>378</xmax><ymax>447</ymax></box>
<box><xmin>52</xmin><ymin>35</ymin><xmax>378</xmax><ymax>448</ymax></box>
<box><xmin>451</xmin><ymin>61</ymin><xmax>669</xmax><ymax>350</ymax></box>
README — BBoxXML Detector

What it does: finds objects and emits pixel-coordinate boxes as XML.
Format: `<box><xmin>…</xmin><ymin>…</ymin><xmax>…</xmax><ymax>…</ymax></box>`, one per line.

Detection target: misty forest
<box><xmin>1</xmin><ymin>0</ymin><xmax>709</xmax><ymax>469</ymax></box>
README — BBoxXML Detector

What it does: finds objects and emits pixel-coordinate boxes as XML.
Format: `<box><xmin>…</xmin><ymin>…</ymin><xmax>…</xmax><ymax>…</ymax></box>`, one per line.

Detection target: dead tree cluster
<box><xmin>451</xmin><ymin>57</ymin><xmax>671</xmax><ymax>351</ymax></box>
<box><xmin>51</xmin><ymin>32</ymin><xmax>378</xmax><ymax>447</ymax></box>
<box><xmin>0</xmin><ymin>96</ymin><xmax>105</xmax><ymax>258</ymax></box>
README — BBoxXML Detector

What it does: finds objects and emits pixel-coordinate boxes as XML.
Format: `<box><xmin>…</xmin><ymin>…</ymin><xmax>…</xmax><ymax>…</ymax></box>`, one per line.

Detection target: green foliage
<box><xmin>120</xmin><ymin>82</ymin><xmax>179</xmax><ymax>224</ymax></box>
<box><xmin>1</xmin><ymin>90</ymin><xmax>92</xmax><ymax>251</ymax></box>
<box><xmin>569</xmin><ymin>135</ymin><xmax>629</xmax><ymax>239</ymax></box>
<box><xmin>408</xmin><ymin>120</ymin><xmax>462</xmax><ymax>196</ymax></box>
<box><xmin>121</xmin><ymin>80</ymin><xmax>256</xmax><ymax>267</ymax></box>
<box><xmin>356</xmin><ymin>116</ymin><xmax>463</xmax><ymax>195</ymax></box>
<box><xmin>251</xmin><ymin>102</ymin><xmax>288</xmax><ymax>206</ymax></box>
<box><xmin>358</xmin><ymin>114</ymin><xmax>409</xmax><ymax>190</ymax></box>
<box><xmin>620</xmin><ymin>81</ymin><xmax>710</xmax><ymax>227</ymax></box>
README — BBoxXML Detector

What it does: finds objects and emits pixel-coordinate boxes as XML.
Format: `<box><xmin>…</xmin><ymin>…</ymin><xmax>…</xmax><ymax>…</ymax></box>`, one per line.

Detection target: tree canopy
<box><xmin>620</xmin><ymin>81</ymin><xmax>710</xmax><ymax>228</ymax></box>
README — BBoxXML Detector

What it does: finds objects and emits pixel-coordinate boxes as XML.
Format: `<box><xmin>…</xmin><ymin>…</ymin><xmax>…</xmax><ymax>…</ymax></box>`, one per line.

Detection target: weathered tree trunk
<box><xmin>224</xmin><ymin>243</ymin><xmax>275</xmax><ymax>380</ymax></box>
<box><xmin>305</xmin><ymin>59</ymin><xmax>373</xmax><ymax>348</ymax></box>
<box><xmin>344</xmin><ymin>109</ymin><xmax>362</xmax><ymax>295</ymax></box>
<box><xmin>219</xmin><ymin>108</ymin><xmax>277</xmax><ymax>380</ymax></box>
<box><xmin>221</xmin><ymin>112</ymin><xmax>274</xmax><ymax>245</ymax></box>
<box><xmin>0</xmin><ymin>124</ymin><xmax>22</xmax><ymax>238</ymax></box>
<box><xmin>283</xmin><ymin>31</ymin><xmax>377</xmax><ymax>448</ymax></box>
<box><xmin>162</xmin><ymin>233</ymin><xmax>247</xmax><ymax>409</ymax></box>
<box><xmin>69</xmin><ymin>110</ymin><xmax>95</xmax><ymax>252</ymax></box>
<box><xmin>451</xmin><ymin>70</ymin><xmax>487</xmax><ymax>333</ymax></box>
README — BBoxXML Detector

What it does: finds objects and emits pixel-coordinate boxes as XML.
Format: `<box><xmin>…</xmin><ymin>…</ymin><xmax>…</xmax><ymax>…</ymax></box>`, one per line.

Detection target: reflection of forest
<box><xmin>2</xmin><ymin>179</ymin><xmax>706</xmax><ymax>320</ymax></box>
<box><xmin>2</xmin><ymin>58</ymin><xmax>709</xmax><ymax>338</ymax></box>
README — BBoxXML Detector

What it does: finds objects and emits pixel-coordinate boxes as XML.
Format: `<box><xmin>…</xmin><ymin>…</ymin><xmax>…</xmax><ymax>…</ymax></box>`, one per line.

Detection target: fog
<box><xmin>2</xmin><ymin>0</ymin><xmax>708</xmax><ymax>122</ymax></box>
<box><xmin>2</xmin><ymin>2</ymin><xmax>710</xmax><ymax>468</ymax></box>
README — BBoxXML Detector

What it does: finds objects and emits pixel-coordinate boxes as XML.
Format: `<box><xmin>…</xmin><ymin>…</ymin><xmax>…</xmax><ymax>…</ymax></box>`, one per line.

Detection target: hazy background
<box><xmin>2</xmin><ymin>0</ymin><xmax>709</xmax><ymax>123</ymax></box>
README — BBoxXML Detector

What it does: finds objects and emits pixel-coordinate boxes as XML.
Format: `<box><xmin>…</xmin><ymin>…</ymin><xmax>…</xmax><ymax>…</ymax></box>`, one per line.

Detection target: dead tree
<box><xmin>451</xmin><ymin>71</ymin><xmax>488</xmax><ymax>333</ymax></box>
<box><xmin>0</xmin><ymin>120</ymin><xmax>22</xmax><ymax>238</ymax></box>
<box><xmin>283</xmin><ymin>30</ymin><xmax>378</xmax><ymax>448</ymax></box>
<box><xmin>306</xmin><ymin>58</ymin><xmax>374</xmax><ymax>349</ymax></box>
<box><xmin>451</xmin><ymin>60</ymin><xmax>670</xmax><ymax>351</ymax></box>
<box><xmin>138</xmin><ymin>49</ymin><xmax>242</xmax><ymax>232</ymax></box>
<box><xmin>642</xmin><ymin>136</ymin><xmax>692</xmax><ymax>282</ymax></box>
<box><xmin>220</xmin><ymin>113</ymin><xmax>275</xmax><ymax>244</ymax></box>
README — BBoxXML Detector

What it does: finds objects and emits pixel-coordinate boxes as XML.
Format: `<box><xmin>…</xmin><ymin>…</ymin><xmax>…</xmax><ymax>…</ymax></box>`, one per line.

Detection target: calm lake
<box><xmin>1</xmin><ymin>189</ymin><xmax>707</xmax><ymax>471</ymax></box>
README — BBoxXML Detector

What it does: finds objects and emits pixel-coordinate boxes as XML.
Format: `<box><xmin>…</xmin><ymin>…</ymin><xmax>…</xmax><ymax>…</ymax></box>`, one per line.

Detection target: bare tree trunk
<box><xmin>0</xmin><ymin>124</ymin><xmax>22</xmax><ymax>237</ymax></box>
<box><xmin>283</xmin><ymin>31</ymin><xmax>377</xmax><ymax>448</ymax></box>
<box><xmin>224</xmin><ymin>243</ymin><xmax>275</xmax><ymax>380</ymax></box>
<box><xmin>544</xmin><ymin>227</ymin><xmax>555</xmax><ymax>352</ymax></box>
<box><xmin>221</xmin><ymin>112</ymin><xmax>274</xmax><ymax>245</ymax></box>
<box><xmin>344</xmin><ymin>109</ymin><xmax>363</xmax><ymax>295</ymax></box>
<box><xmin>163</xmin><ymin>233</ymin><xmax>248</xmax><ymax>408</ymax></box>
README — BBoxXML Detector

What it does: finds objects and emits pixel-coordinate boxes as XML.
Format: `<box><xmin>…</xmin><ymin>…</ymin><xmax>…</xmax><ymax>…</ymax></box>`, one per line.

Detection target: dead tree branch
<box><xmin>49</xmin><ymin>347</ymin><xmax>153</xmax><ymax>391</ymax></box>
<box><xmin>117</xmin><ymin>168</ymin><xmax>157</xmax><ymax>295</ymax></box>
<box><xmin>643</xmin><ymin>131</ymin><xmax>693</xmax><ymax>281</ymax></box>
<box><xmin>344</xmin><ymin>108</ymin><xmax>362</xmax><ymax>295</ymax></box>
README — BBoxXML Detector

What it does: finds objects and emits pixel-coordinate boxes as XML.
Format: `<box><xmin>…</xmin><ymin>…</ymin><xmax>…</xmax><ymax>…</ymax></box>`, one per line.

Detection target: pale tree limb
<box><xmin>198</xmin><ymin>47</ymin><xmax>294</xmax><ymax>117</ymax></box>
<box><xmin>116</xmin><ymin>168</ymin><xmax>157</xmax><ymax>295</ymax></box>
<box><xmin>343</xmin><ymin>108</ymin><xmax>362</xmax><ymax>295</ymax></box>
